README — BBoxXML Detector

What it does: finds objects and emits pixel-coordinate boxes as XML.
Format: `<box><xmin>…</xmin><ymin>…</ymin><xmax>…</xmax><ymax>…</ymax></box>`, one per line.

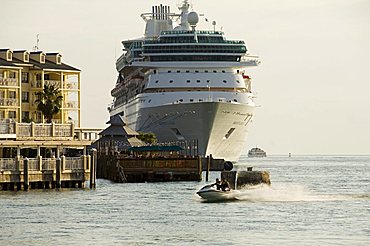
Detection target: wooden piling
<box><xmin>23</xmin><ymin>158</ymin><xmax>29</xmax><ymax>191</ymax></box>
<box><xmin>206</xmin><ymin>155</ymin><xmax>211</xmax><ymax>182</ymax></box>
<box><xmin>56</xmin><ymin>158</ymin><xmax>61</xmax><ymax>189</ymax></box>
<box><xmin>90</xmin><ymin>149</ymin><xmax>97</xmax><ymax>189</ymax></box>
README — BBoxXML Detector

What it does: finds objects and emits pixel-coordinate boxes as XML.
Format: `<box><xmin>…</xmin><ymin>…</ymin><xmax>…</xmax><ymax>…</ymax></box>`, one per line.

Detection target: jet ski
<box><xmin>196</xmin><ymin>184</ymin><xmax>240</xmax><ymax>202</ymax></box>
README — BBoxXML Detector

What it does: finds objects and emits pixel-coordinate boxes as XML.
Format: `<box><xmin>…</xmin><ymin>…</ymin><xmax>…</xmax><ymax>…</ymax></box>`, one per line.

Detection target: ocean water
<box><xmin>1</xmin><ymin>155</ymin><xmax>369</xmax><ymax>245</ymax></box>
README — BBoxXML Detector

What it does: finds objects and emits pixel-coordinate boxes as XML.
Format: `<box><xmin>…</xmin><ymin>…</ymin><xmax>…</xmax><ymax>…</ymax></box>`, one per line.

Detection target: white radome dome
<box><xmin>187</xmin><ymin>11</ymin><xmax>199</xmax><ymax>26</ymax></box>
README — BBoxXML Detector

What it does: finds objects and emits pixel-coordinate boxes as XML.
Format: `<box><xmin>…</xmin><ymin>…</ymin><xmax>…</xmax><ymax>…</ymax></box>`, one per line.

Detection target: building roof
<box><xmin>28</xmin><ymin>58</ymin><xmax>80</xmax><ymax>71</ymax></box>
<box><xmin>0</xmin><ymin>58</ymin><xmax>18</xmax><ymax>67</ymax></box>
<box><xmin>100</xmin><ymin>115</ymin><xmax>139</xmax><ymax>137</ymax></box>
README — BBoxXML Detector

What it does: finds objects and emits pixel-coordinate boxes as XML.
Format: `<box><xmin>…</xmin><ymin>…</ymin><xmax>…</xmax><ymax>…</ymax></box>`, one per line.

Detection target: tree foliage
<box><xmin>35</xmin><ymin>84</ymin><xmax>63</xmax><ymax>123</ymax></box>
<box><xmin>137</xmin><ymin>132</ymin><xmax>157</xmax><ymax>145</ymax></box>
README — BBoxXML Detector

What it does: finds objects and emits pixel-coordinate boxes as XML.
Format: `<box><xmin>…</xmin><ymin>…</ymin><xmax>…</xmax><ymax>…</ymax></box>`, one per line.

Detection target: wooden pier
<box><xmin>98</xmin><ymin>155</ymin><xmax>202</xmax><ymax>183</ymax></box>
<box><xmin>0</xmin><ymin>154</ymin><xmax>95</xmax><ymax>191</ymax></box>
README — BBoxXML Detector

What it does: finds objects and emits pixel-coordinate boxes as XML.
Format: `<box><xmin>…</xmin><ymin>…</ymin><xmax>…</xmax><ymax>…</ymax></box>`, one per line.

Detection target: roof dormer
<box><xmin>0</xmin><ymin>48</ymin><xmax>13</xmax><ymax>61</ymax></box>
<box><xmin>46</xmin><ymin>52</ymin><xmax>62</xmax><ymax>64</ymax></box>
<box><xmin>13</xmin><ymin>50</ymin><xmax>30</xmax><ymax>62</ymax></box>
<box><xmin>30</xmin><ymin>51</ymin><xmax>46</xmax><ymax>64</ymax></box>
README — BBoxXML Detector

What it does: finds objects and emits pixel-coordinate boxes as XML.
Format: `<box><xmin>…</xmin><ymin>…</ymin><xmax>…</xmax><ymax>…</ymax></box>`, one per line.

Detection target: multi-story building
<box><xmin>0</xmin><ymin>48</ymin><xmax>81</xmax><ymax>127</ymax></box>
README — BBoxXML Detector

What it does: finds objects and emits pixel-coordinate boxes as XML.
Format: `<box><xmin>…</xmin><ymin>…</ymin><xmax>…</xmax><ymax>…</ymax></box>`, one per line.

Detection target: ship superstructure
<box><xmin>109</xmin><ymin>1</ymin><xmax>260</xmax><ymax>162</ymax></box>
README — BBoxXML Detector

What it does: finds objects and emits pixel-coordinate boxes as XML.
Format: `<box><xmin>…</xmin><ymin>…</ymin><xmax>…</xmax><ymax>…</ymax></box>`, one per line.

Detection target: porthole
<box><xmin>179</xmin><ymin>99</ymin><xmax>183</xmax><ymax>102</ymax></box>
<box><xmin>190</xmin><ymin>99</ymin><xmax>194</xmax><ymax>102</ymax></box>
<box><xmin>155</xmin><ymin>80</ymin><xmax>159</xmax><ymax>83</ymax></box>
<box><xmin>207</xmin><ymin>80</ymin><xmax>210</xmax><ymax>83</ymax></box>
<box><xmin>236</xmin><ymin>80</ymin><xmax>240</xmax><ymax>83</ymax></box>
<box><xmin>234</xmin><ymin>99</ymin><xmax>238</xmax><ymax>102</ymax></box>
<box><xmin>205</xmin><ymin>70</ymin><xmax>209</xmax><ymax>73</ymax></box>
<box><xmin>177</xmin><ymin>70</ymin><xmax>181</xmax><ymax>73</ymax></box>
<box><xmin>168</xmin><ymin>71</ymin><xmax>171</xmax><ymax>73</ymax></box>
<box><xmin>187</xmin><ymin>80</ymin><xmax>191</xmax><ymax>83</ymax></box>
<box><xmin>213</xmin><ymin>70</ymin><xmax>217</xmax><ymax>73</ymax></box>
<box><xmin>197</xmin><ymin>80</ymin><xmax>200</xmax><ymax>83</ymax></box>
<box><xmin>195</xmin><ymin>71</ymin><xmax>199</xmax><ymax>73</ymax></box>
<box><xmin>222</xmin><ymin>70</ymin><xmax>226</xmax><ymax>73</ymax></box>
<box><xmin>169</xmin><ymin>80</ymin><xmax>173</xmax><ymax>83</ymax></box>
<box><xmin>223</xmin><ymin>80</ymin><xmax>227</xmax><ymax>83</ymax></box>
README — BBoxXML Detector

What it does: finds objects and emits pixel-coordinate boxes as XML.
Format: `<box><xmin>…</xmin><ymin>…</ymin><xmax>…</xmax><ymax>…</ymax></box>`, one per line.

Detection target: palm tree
<box><xmin>35</xmin><ymin>84</ymin><xmax>63</xmax><ymax>123</ymax></box>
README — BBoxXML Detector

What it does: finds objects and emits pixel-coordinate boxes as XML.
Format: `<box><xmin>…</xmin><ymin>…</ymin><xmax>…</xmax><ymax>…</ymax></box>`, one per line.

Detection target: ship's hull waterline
<box><xmin>133</xmin><ymin>102</ymin><xmax>254</xmax><ymax>162</ymax></box>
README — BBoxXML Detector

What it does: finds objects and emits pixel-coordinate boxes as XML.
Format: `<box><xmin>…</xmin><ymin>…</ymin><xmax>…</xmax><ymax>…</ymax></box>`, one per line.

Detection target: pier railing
<box><xmin>0</xmin><ymin>156</ymin><xmax>88</xmax><ymax>172</ymax></box>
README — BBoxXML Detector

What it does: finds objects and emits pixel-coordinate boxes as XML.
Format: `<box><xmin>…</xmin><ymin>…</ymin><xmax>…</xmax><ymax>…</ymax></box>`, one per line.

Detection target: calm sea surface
<box><xmin>1</xmin><ymin>155</ymin><xmax>369</xmax><ymax>245</ymax></box>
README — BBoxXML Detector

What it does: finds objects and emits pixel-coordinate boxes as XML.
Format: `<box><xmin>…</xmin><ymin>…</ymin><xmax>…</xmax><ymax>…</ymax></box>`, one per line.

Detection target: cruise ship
<box><xmin>109</xmin><ymin>1</ymin><xmax>260</xmax><ymax>162</ymax></box>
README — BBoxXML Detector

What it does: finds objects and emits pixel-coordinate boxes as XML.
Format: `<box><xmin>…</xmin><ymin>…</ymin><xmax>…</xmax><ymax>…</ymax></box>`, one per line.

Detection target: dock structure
<box><xmin>0</xmin><ymin>155</ymin><xmax>92</xmax><ymax>191</ymax></box>
<box><xmin>0</xmin><ymin>121</ymin><xmax>98</xmax><ymax>191</ymax></box>
<box><xmin>97</xmin><ymin>146</ymin><xmax>202</xmax><ymax>183</ymax></box>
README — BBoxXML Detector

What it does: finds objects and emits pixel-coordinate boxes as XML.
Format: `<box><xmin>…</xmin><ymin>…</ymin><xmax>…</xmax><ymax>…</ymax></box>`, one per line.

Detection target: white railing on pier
<box><xmin>0</xmin><ymin>158</ymin><xmax>17</xmax><ymax>171</ymax></box>
<box><xmin>34</xmin><ymin>124</ymin><xmax>52</xmax><ymax>137</ymax></box>
<box><xmin>65</xmin><ymin>157</ymin><xmax>84</xmax><ymax>170</ymax></box>
<box><xmin>42</xmin><ymin>158</ymin><xmax>56</xmax><ymax>171</ymax></box>
<box><xmin>28</xmin><ymin>158</ymin><xmax>39</xmax><ymax>171</ymax></box>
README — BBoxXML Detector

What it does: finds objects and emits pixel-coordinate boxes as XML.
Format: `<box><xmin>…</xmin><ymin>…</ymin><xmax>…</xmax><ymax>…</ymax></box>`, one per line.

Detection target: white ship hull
<box><xmin>134</xmin><ymin>101</ymin><xmax>254</xmax><ymax>162</ymax></box>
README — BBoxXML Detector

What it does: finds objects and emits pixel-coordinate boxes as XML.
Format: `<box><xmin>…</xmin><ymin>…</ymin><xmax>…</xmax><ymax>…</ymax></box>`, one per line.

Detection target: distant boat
<box><xmin>248</xmin><ymin>147</ymin><xmax>267</xmax><ymax>158</ymax></box>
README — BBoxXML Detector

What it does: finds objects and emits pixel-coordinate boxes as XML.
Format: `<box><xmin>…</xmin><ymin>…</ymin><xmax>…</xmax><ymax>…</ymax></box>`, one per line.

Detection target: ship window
<box><xmin>223</xmin><ymin>80</ymin><xmax>227</xmax><ymax>83</ymax></box>
<box><xmin>169</xmin><ymin>80</ymin><xmax>173</xmax><ymax>83</ymax></box>
<box><xmin>207</xmin><ymin>80</ymin><xmax>210</xmax><ymax>83</ymax></box>
<box><xmin>187</xmin><ymin>80</ymin><xmax>190</xmax><ymax>83</ymax></box>
<box><xmin>205</xmin><ymin>70</ymin><xmax>209</xmax><ymax>73</ymax></box>
<box><xmin>148</xmin><ymin>99</ymin><xmax>152</xmax><ymax>103</ymax></box>
<box><xmin>179</xmin><ymin>99</ymin><xmax>183</xmax><ymax>102</ymax></box>
<box><xmin>177</xmin><ymin>70</ymin><xmax>180</xmax><ymax>73</ymax></box>
<box><xmin>154</xmin><ymin>70</ymin><xmax>157</xmax><ymax>74</ymax></box>
<box><xmin>197</xmin><ymin>80</ymin><xmax>200</xmax><ymax>83</ymax></box>
<box><xmin>224</xmin><ymin>128</ymin><xmax>236</xmax><ymax>139</ymax></box>
<box><xmin>199</xmin><ymin>99</ymin><xmax>203</xmax><ymax>102</ymax></box>
<box><xmin>236</xmin><ymin>80</ymin><xmax>240</xmax><ymax>83</ymax></box>
<box><xmin>195</xmin><ymin>71</ymin><xmax>199</xmax><ymax>73</ymax></box>
<box><xmin>237</xmin><ymin>70</ymin><xmax>240</xmax><ymax>73</ymax></box>
<box><xmin>155</xmin><ymin>80</ymin><xmax>159</xmax><ymax>83</ymax></box>
<box><xmin>213</xmin><ymin>70</ymin><xmax>217</xmax><ymax>73</ymax></box>
<box><xmin>234</xmin><ymin>99</ymin><xmax>238</xmax><ymax>102</ymax></box>
<box><xmin>222</xmin><ymin>70</ymin><xmax>226</xmax><ymax>73</ymax></box>
<box><xmin>168</xmin><ymin>71</ymin><xmax>171</xmax><ymax>73</ymax></box>
<box><xmin>190</xmin><ymin>99</ymin><xmax>194</xmax><ymax>102</ymax></box>
<box><xmin>186</xmin><ymin>70</ymin><xmax>189</xmax><ymax>73</ymax></box>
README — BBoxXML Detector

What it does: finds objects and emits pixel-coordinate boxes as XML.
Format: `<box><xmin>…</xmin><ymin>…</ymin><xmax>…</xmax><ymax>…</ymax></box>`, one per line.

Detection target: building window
<box><xmin>44</xmin><ymin>74</ymin><xmax>50</xmax><ymax>80</ymax></box>
<box><xmin>22</xmin><ymin>111</ymin><xmax>30</xmax><ymax>121</ymax></box>
<box><xmin>0</xmin><ymin>111</ymin><xmax>4</xmax><ymax>119</ymax></box>
<box><xmin>9</xmin><ymin>72</ymin><xmax>16</xmax><ymax>79</ymax></box>
<box><xmin>9</xmin><ymin>91</ymin><xmax>16</xmax><ymax>99</ymax></box>
<box><xmin>22</xmin><ymin>92</ymin><xmax>29</xmax><ymax>102</ymax></box>
<box><xmin>24</xmin><ymin>53</ymin><xmax>29</xmax><ymax>62</ymax></box>
<box><xmin>7</xmin><ymin>52</ymin><xmax>12</xmax><ymax>60</ymax></box>
<box><xmin>57</xmin><ymin>56</ymin><xmax>61</xmax><ymax>64</ymax></box>
<box><xmin>8</xmin><ymin>111</ymin><xmax>16</xmax><ymax>119</ymax></box>
<box><xmin>22</xmin><ymin>72</ymin><xmax>29</xmax><ymax>83</ymax></box>
<box><xmin>41</xmin><ymin>55</ymin><xmax>45</xmax><ymax>63</ymax></box>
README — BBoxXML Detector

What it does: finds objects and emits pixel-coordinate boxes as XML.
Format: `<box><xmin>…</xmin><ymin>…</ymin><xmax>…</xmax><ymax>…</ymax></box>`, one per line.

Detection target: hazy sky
<box><xmin>2</xmin><ymin>0</ymin><xmax>370</xmax><ymax>155</ymax></box>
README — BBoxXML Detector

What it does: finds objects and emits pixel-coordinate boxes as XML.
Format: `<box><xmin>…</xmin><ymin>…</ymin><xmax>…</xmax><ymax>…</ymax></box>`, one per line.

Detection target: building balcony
<box><xmin>0</xmin><ymin>121</ymin><xmax>74</xmax><ymax>140</ymax></box>
<box><xmin>0</xmin><ymin>98</ymin><xmax>19</xmax><ymax>107</ymax></box>
<box><xmin>44</xmin><ymin>80</ymin><xmax>61</xmax><ymax>88</ymax></box>
<box><xmin>31</xmin><ymin>80</ymin><xmax>42</xmax><ymax>88</ymax></box>
<box><xmin>64</xmin><ymin>82</ymin><xmax>78</xmax><ymax>90</ymax></box>
<box><xmin>0</xmin><ymin>78</ymin><xmax>18</xmax><ymax>87</ymax></box>
<box><xmin>63</xmin><ymin>101</ymin><xmax>78</xmax><ymax>109</ymax></box>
